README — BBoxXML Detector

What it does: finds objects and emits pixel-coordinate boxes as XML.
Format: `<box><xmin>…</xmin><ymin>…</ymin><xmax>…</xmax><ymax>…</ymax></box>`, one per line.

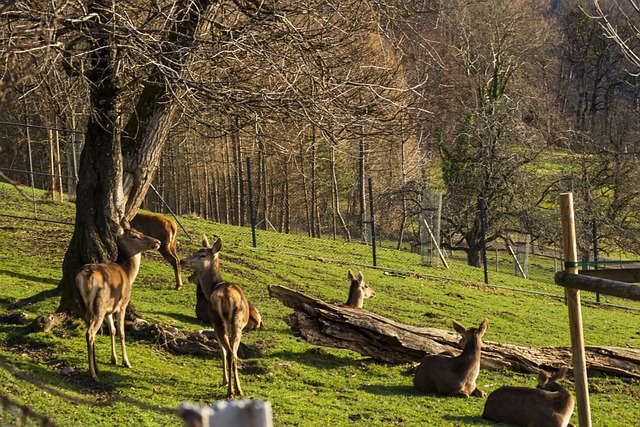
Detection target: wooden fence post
<box><xmin>559</xmin><ymin>192</ymin><xmax>592</xmax><ymax>427</ymax></box>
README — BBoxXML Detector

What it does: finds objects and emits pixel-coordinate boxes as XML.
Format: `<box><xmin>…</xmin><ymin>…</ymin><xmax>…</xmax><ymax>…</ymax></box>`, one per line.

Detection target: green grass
<box><xmin>0</xmin><ymin>182</ymin><xmax>639</xmax><ymax>426</ymax></box>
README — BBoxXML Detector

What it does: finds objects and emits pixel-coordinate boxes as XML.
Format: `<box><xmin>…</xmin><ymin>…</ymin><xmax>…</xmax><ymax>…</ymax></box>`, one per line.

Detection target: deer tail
<box><xmin>76</xmin><ymin>266</ymin><xmax>102</xmax><ymax>316</ymax></box>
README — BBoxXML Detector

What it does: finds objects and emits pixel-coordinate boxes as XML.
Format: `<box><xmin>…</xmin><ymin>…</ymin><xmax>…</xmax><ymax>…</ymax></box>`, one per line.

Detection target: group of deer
<box><xmin>412</xmin><ymin>318</ymin><xmax>575</xmax><ymax>427</ymax></box>
<box><xmin>73</xmin><ymin>212</ymin><xmax>575</xmax><ymax>424</ymax></box>
<box><xmin>324</xmin><ymin>270</ymin><xmax>574</xmax><ymax>427</ymax></box>
<box><xmin>75</xmin><ymin>213</ymin><xmax>258</xmax><ymax>398</ymax></box>
<box><xmin>343</xmin><ymin>272</ymin><xmax>575</xmax><ymax>427</ymax></box>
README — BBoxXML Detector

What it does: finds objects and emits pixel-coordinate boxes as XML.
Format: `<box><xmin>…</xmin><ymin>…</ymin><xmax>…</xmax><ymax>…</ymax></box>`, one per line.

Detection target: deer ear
<box><xmin>551</xmin><ymin>367</ymin><xmax>569</xmax><ymax>382</ymax></box>
<box><xmin>212</xmin><ymin>237</ymin><xmax>223</xmax><ymax>253</ymax></box>
<box><xmin>348</xmin><ymin>269</ymin><xmax>356</xmax><ymax>281</ymax></box>
<box><xmin>452</xmin><ymin>320</ymin><xmax>466</xmax><ymax>334</ymax></box>
<box><xmin>537</xmin><ymin>370</ymin><xmax>550</xmax><ymax>387</ymax></box>
<box><xmin>120</xmin><ymin>218</ymin><xmax>131</xmax><ymax>231</ymax></box>
<box><xmin>357</xmin><ymin>271</ymin><xmax>364</xmax><ymax>283</ymax></box>
<box><xmin>202</xmin><ymin>234</ymin><xmax>210</xmax><ymax>248</ymax></box>
<box><xmin>478</xmin><ymin>318</ymin><xmax>489</xmax><ymax>335</ymax></box>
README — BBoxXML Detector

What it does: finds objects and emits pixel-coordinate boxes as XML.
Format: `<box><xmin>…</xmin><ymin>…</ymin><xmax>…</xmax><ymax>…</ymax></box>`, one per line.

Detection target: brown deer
<box><xmin>482</xmin><ymin>367</ymin><xmax>576</xmax><ymax>427</ymax></box>
<box><xmin>75</xmin><ymin>219</ymin><xmax>160</xmax><ymax>381</ymax></box>
<box><xmin>180</xmin><ymin>235</ymin><xmax>250</xmax><ymax>397</ymax></box>
<box><xmin>244</xmin><ymin>301</ymin><xmax>264</xmax><ymax>331</ymax></box>
<box><xmin>131</xmin><ymin>212</ymin><xmax>183</xmax><ymax>290</ymax></box>
<box><xmin>343</xmin><ymin>269</ymin><xmax>376</xmax><ymax>308</ymax></box>
<box><xmin>193</xmin><ymin>273</ymin><xmax>263</xmax><ymax>331</ymax></box>
<box><xmin>413</xmin><ymin>319</ymin><xmax>488</xmax><ymax>397</ymax></box>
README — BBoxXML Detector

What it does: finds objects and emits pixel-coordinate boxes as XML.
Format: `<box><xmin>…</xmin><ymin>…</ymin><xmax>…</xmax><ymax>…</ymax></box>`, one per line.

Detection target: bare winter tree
<box><xmin>437</xmin><ymin>0</ymin><xmax>562</xmax><ymax>266</ymax></box>
<box><xmin>554</xmin><ymin>0</ymin><xmax>640</xmax><ymax>257</ymax></box>
<box><xmin>0</xmin><ymin>1</ymin><xmax>431</xmax><ymax>326</ymax></box>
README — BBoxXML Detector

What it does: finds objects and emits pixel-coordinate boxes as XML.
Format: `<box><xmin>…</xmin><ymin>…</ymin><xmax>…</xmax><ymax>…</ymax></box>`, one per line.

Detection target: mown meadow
<box><xmin>0</xmin><ymin>183</ymin><xmax>638</xmax><ymax>426</ymax></box>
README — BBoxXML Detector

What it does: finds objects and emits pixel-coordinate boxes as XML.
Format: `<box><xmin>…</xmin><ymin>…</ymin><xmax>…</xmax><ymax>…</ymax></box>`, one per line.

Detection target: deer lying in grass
<box><xmin>482</xmin><ymin>367</ymin><xmax>576</xmax><ymax>427</ymax></box>
<box><xmin>413</xmin><ymin>319</ymin><xmax>488</xmax><ymax>397</ymax></box>
<box><xmin>244</xmin><ymin>301</ymin><xmax>264</xmax><ymax>330</ymax></box>
<box><xmin>342</xmin><ymin>269</ymin><xmax>376</xmax><ymax>309</ymax></box>
<box><xmin>75</xmin><ymin>219</ymin><xmax>160</xmax><ymax>381</ymax></box>
<box><xmin>131</xmin><ymin>212</ymin><xmax>183</xmax><ymax>290</ymax></box>
<box><xmin>180</xmin><ymin>235</ymin><xmax>249</xmax><ymax>397</ymax></box>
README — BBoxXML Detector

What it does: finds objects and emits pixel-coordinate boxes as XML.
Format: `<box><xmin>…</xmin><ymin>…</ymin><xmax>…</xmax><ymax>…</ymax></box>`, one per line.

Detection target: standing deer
<box><xmin>131</xmin><ymin>212</ymin><xmax>183</xmax><ymax>290</ymax></box>
<box><xmin>482</xmin><ymin>367</ymin><xmax>576</xmax><ymax>427</ymax></box>
<box><xmin>180</xmin><ymin>235</ymin><xmax>249</xmax><ymax>397</ymax></box>
<box><xmin>75</xmin><ymin>219</ymin><xmax>160</xmax><ymax>381</ymax></box>
<box><xmin>343</xmin><ymin>269</ymin><xmax>376</xmax><ymax>308</ymax></box>
<box><xmin>193</xmin><ymin>273</ymin><xmax>263</xmax><ymax>331</ymax></box>
<box><xmin>413</xmin><ymin>319</ymin><xmax>488</xmax><ymax>397</ymax></box>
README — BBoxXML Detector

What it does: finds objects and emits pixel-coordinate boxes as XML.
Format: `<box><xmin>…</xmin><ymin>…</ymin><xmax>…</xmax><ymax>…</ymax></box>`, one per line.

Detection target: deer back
<box><xmin>413</xmin><ymin>319</ymin><xmax>488</xmax><ymax>396</ymax></box>
<box><xmin>130</xmin><ymin>212</ymin><xmax>178</xmax><ymax>250</ymax></box>
<box><xmin>210</xmin><ymin>282</ymin><xmax>250</xmax><ymax>330</ymax></box>
<box><xmin>482</xmin><ymin>368</ymin><xmax>575</xmax><ymax>427</ymax></box>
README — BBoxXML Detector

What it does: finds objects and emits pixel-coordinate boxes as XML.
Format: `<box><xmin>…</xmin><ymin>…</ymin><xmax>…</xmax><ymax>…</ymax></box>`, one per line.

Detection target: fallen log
<box><xmin>268</xmin><ymin>285</ymin><xmax>640</xmax><ymax>379</ymax></box>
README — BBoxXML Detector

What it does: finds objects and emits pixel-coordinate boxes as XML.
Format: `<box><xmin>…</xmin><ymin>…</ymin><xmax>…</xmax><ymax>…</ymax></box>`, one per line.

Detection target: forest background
<box><xmin>1</xmin><ymin>0</ymin><xmax>640</xmax><ymax>270</ymax></box>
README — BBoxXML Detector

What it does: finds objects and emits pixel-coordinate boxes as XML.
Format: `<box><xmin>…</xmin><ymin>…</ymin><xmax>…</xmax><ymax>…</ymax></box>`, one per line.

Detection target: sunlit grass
<box><xmin>0</xmin><ymin>183</ymin><xmax>638</xmax><ymax>426</ymax></box>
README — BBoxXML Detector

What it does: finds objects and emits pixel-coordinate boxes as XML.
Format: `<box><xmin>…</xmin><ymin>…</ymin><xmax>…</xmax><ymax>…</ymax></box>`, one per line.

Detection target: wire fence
<box><xmin>2</xmin><ymin>120</ymin><xmax>640</xmax><ymax>314</ymax></box>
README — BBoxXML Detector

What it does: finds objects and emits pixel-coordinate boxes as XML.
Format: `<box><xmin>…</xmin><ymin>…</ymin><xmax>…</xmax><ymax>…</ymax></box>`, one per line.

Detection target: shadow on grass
<box><xmin>0</xmin><ymin>283</ymin><xmax>60</xmax><ymax>310</ymax></box>
<box><xmin>0</xmin><ymin>269</ymin><xmax>59</xmax><ymax>287</ymax></box>
<box><xmin>147</xmin><ymin>310</ymin><xmax>204</xmax><ymax>327</ymax></box>
<box><xmin>269</xmin><ymin>349</ymin><xmax>363</xmax><ymax>369</ymax></box>
<box><xmin>0</xmin><ymin>353</ymin><xmax>176</xmax><ymax>415</ymax></box>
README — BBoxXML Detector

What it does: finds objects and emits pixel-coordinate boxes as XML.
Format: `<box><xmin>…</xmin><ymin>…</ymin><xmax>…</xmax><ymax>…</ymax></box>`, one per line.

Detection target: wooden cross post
<box><xmin>559</xmin><ymin>192</ymin><xmax>592</xmax><ymax>427</ymax></box>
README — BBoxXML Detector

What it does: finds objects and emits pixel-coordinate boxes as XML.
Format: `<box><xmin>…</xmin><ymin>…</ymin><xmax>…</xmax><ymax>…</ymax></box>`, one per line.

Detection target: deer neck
<box><xmin>198</xmin><ymin>260</ymin><xmax>223</xmax><ymax>297</ymax></box>
<box><xmin>116</xmin><ymin>252</ymin><xmax>142</xmax><ymax>284</ymax></box>
<box><xmin>345</xmin><ymin>285</ymin><xmax>363</xmax><ymax>308</ymax></box>
<box><xmin>458</xmin><ymin>337</ymin><xmax>482</xmax><ymax>363</ymax></box>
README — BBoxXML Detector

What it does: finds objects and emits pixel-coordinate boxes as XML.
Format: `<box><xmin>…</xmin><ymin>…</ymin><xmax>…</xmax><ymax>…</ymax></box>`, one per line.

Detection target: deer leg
<box><xmin>471</xmin><ymin>387</ymin><xmax>485</xmax><ymax>398</ymax></box>
<box><xmin>160</xmin><ymin>246</ymin><xmax>182</xmax><ymax>290</ymax></box>
<box><xmin>230</xmin><ymin>334</ymin><xmax>243</xmax><ymax>396</ymax></box>
<box><xmin>86</xmin><ymin>314</ymin><xmax>105</xmax><ymax>381</ymax></box>
<box><xmin>106</xmin><ymin>314</ymin><xmax>118</xmax><ymax>366</ymax></box>
<box><xmin>86</xmin><ymin>329</ymin><xmax>98</xmax><ymax>381</ymax></box>
<box><xmin>211</xmin><ymin>316</ymin><xmax>231</xmax><ymax>388</ymax></box>
<box><xmin>227</xmin><ymin>352</ymin><xmax>235</xmax><ymax>397</ymax></box>
<box><xmin>117</xmin><ymin>309</ymin><xmax>131</xmax><ymax>368</ymax></box>
<box><xmin>450</xmin><ymin>391</ymin><xmax>470</xmax><ymax>398</ymax></box>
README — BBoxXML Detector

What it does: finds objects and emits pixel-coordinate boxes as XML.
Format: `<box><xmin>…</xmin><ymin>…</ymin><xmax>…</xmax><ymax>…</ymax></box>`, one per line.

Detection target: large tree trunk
<box><xmin>121</xmin><ymin>85</ymin><xmax>178</xmax><ymax>218</ymax></box>
<box><xmin>56</xmin><ymin>0</ymin><xmax>214</xmax><ymax>316</ymax></box>
<box><xmin>268</xmin><ymin>285</ymin><xmax>640</xmax><ymax>378</ymax></box>
<box><xmin>121</xmin><ymin>0</ymin><xmax>214</xmax><ymax>217</ymax></box>
<box><xmin>57</xmin><ymin>1</ymin><xmax>124</xmax><ymax>314</ymax></box>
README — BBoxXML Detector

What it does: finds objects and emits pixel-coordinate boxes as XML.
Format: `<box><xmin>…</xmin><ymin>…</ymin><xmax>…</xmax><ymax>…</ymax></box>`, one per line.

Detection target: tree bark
<box><xmin>268</xmin><ymin>285</ymin><xmax>640</xmax><ymax>378</ymax></box>
<box><xmin>57</xmin><ymin>1</ymin><xmax>124</xmax><ymax>313</ymax></box>
<box><xmin>57</xmin><ymin>0</ymin><xmax>214</xmax><ymax>315</ymax></box>
<box><xmin>121</xmin><ymin>0</ymin><xmax>214</xmax><ymax>218</ymax></box>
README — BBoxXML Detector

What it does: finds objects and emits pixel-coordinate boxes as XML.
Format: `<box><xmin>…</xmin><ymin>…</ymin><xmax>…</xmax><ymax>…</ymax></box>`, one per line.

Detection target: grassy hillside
<box><xmin>0</xmin><ymin>182</ymin><xmax>638</xmax><ymax>426</ymax></box>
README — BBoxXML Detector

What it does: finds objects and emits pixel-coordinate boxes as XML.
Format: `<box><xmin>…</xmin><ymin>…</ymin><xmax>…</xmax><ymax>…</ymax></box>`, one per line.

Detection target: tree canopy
<box><xmin>0</xmin><ymin>0</ymin><xmax>639</xmax><ymax>290</ymax></box>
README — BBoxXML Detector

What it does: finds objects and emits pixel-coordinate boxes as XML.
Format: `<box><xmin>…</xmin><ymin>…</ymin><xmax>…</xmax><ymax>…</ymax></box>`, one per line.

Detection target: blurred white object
<box><xmin>178</xmin><ymin>399</ymin><xmax>272</xmax><ymax>427</ymax></box>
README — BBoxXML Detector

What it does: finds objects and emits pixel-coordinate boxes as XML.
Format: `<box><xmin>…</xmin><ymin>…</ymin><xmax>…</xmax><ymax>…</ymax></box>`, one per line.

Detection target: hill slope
<box><xmin>0</xmin><ymin>183</ymin><xmax>638</xmax><ymax>426</ymax></box>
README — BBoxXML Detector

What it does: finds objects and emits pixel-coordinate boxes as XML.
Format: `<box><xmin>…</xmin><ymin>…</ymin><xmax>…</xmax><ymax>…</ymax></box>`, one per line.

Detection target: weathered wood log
<box><xmin>268</xmin><ymin>285</ymin><xmax>640</xmax><ymax>379</ymax></box>
<box><xmin>578</xmin><ymin>267</ymin><xmax>640</xmax><ymax>284</ymax></box>
<box><xmin>129</xmin><ymin>324</ymin><xmax>260</xmax><ymax>359</ymax></box>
